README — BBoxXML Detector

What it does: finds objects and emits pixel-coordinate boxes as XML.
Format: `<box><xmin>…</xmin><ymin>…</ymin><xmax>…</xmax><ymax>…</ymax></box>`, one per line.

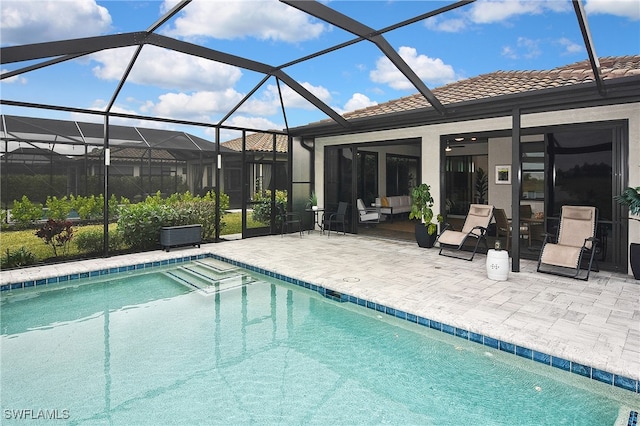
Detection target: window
<box><xmin>521</xmin><ymin>141</ymin><xmax>544</xmax><ymax>200</ymax></box>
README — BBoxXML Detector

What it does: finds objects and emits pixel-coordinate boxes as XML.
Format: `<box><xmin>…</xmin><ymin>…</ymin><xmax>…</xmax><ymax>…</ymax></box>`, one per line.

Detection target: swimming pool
<box><xmin>1</xmin><ymin>257</ymin><xmax>638</xmax><ymax>425</ymax></box>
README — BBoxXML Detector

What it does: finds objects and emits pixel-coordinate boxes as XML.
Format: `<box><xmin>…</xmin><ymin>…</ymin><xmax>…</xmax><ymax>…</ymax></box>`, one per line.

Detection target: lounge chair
<box><xmin>437</xmin><ymin>204</ymin><xmax>494</xmax><ymax>261</ymax></box>
<box><xmin>357</xmin><ymin>198</ymin><xmax>380</xmax><ymax>225</ymax></box>
<box><xmin>537</xmin><ymin>205</ymin><xmax>598</xmax><ymax>280</ymax></box>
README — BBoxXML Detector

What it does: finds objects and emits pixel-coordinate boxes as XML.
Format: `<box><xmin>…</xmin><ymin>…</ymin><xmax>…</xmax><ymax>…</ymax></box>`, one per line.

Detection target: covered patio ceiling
<box><xmin>0</xmin><ymin>0</ymin><xmax>605</xmax><ymax>136</ymax></box>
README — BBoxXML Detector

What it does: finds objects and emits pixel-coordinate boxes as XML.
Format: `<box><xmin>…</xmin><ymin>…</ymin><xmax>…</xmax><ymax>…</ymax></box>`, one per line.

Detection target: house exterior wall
<box><xmin>314</xmin><ymin>101</ymin><xmax>640</xmax><ymax>276</ymax></box>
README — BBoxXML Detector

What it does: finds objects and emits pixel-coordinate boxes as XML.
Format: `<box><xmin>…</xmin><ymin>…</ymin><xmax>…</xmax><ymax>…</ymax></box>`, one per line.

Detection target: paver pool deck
<box><xmin>2</xmin><ymin>232</ymin><xmax>639</xmax><ymax>389</ymax></box>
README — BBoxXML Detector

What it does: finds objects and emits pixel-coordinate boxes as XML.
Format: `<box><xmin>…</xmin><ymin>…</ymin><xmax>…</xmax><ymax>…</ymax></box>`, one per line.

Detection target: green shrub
<box><xmin>11</xmin><ymin>195</ymin><xmax>43</xmax><ymax>228</ymax></box>
<box><xmin>71</xmin><ymin>194</ymin><xmax>103</xmax><ymax>220</ymax></box>
<box><xmin>45</xmin><ymin>196</ymin><xmax>72</xmax><ymax>220</ymax></box>
<box><xmin>252</xmin><ymin>190</ymin><xmax>287</xmax><ymax>225</ymax></box>
<box><xmin>1</xmin><ymin>247</ymin><xmax>37</xmax><ymax>268</ymax></box>
<box><xmin>108</xmin><ymin>194</ymin><xmax>130</xmax><ymax>220</ymax></box>
<box><xmin>118</xmin><ymin>202</ymin><xmax>172</xmax><ymax>250</ymax></box>
<box><xmin>117</xmin><ymin>190</ymin><xmax>229</xmax><ymax>249</ymax></box>
<box><xmin>75</xmin><ymin>228</ymin><xmax>124</xmax><ymax>253</ymax></box>
<box><xmin>35</xmin><ymin>219</ymin><xmax>74</xmax><ymax>257</ymax></box>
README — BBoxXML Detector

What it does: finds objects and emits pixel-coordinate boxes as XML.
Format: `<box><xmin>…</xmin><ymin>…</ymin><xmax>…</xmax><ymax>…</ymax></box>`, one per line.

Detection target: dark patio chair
<box><xmin>323</xmin><ymin>201</ymin><xmax>348</xmax><ymax>237</ymax></box>
<box><xmin>437</xmin><ymin>204</ymin><xmax>494</xmax><ymax>261</ymax></box>
<box><xmin>278</xmin><ymin>204</ymin><xmax>302</xmax><ymax>237</ymax></box>
<box><xmin>537</xmin><ymin>205</ymin><xmax>598</xmax><ymax>280</ymax></box>
<box><xmin>494</xmin><ymin>208</ymin><xmax>529</xmax><ymax>251</ymax></box>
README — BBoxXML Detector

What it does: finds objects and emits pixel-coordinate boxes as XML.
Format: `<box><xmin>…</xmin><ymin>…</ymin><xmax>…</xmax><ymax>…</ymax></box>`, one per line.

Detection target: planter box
<box><xmin>160</xmin><ymin>225</ymin><xmax>202</xmax><ymax>252</ymax></box>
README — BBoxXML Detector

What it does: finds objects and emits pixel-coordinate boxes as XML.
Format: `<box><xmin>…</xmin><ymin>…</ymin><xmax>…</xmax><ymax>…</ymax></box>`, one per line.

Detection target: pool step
<box><xmin>163</xmin><ymin>260</ymin><xmax>256</xmax><ymax>296</ymax></box>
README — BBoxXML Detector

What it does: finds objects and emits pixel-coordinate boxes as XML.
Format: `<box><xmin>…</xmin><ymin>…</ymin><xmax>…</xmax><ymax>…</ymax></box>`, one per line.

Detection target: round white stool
<box><xmin>486</xmin><ymin>249</ymin><xmax>509</xmax><ymax>281</ymax></box>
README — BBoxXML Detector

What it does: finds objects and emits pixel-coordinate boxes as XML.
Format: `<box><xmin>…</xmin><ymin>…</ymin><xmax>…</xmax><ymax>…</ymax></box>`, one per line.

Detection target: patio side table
<box><xmin>486</xmin><ymin>249</ymin><xmax>509</xmax><ymax>281</ymax></box>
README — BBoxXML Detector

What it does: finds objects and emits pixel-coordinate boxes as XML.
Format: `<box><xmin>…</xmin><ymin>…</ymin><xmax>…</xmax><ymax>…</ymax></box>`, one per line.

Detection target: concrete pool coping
<box><xmin>2</xmin><ymin>233</ymin><xmax>639</xmax><ymax>394</ymax></box>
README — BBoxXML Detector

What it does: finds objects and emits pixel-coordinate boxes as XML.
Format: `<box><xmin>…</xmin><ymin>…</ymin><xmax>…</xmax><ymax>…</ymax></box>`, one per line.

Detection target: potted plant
<box><xmin>615</xmin><ymin>186</ymin><xmax>640</xmax><ymax>279</ymax></box>
<box><xmin>309</xmin><ymin>192</ymin><xmax>318</xmax><ymax>210</ymax></box>
<box><xmin>409</xmin><ymin>183</ymin><xmax>443</xmax><ymax>248</ymax></box>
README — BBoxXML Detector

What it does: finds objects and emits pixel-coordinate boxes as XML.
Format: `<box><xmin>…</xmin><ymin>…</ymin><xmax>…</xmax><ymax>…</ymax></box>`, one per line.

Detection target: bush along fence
<box><xmin>1</xmin><ymin>190</ymin><xmax>229</xmax><ymax>269</ymax></box>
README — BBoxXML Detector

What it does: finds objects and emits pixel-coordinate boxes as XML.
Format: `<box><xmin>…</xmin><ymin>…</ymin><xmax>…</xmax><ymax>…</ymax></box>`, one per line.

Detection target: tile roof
<box><xmin>342</xmin><ymin>56</ymin><xmax>640</xmax><ymax>120</ymax></box>
<box><xmin>222</xmin><ymin>132</ymin><xmax>288</xmax><ymax>153</ymax></box>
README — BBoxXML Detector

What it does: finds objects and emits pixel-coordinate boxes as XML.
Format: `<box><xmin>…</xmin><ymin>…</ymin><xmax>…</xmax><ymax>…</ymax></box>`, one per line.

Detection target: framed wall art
<box><xmin>495</xmin><ymin>165</ymin><xmax>511</xmax><ymax>184</ymax></box>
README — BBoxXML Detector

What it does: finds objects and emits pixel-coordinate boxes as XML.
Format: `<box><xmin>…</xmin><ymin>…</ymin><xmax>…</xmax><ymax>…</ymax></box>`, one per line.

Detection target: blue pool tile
<box><xmin>592</xmin><ymin>368</ymin><xmax>613</xmax><ymax>385</ymax></box>
<box><xmin>484</xmin><ymin>337</ymin><xmax>499</xmax><ymax>349</ymax></box>
<box><xmin>59</xmin><ymin>275</ymin><xmax>69</xmax><ymax>282</ymax></box>
<box><xmin>406</xmin><ymin>313</ymin><xmax>417</xmax><ymax>323</ymax></box>
<box><xmin>348</xmin><ymin>295</ymin><xmax>357</xmax><ymax>304</ymax></box>
<box><xmin>628</xmin><ymin>411</ymin><xmax>638</xmax><ymax>426</ymax></box>
<box><xmin>551</xmin><ymin>356</ymin><xmax>571</xmax><ymax>372</ymax></box>
<box><xmin>144</xmin><ymin>262</ymin><xmax>153</xmax><ymax>268</ymax></box>
<box><xmin>571</xmin><ymin>362</ymin><xmax>591</xmax><ymax>378</ymax></box>
<box><xmin>357</xmin><ymin>298</ymin><xmax>366</xmax><ymax>307</ymax></box>
<box><xmin>69</xmin><ymin>273</ymin><xmax>80</xmax><ymax>280</ymax></box>
<box><xmin>442</xmin><ymin>324</ymin><xmax>454</xmax><ymax>335</ymax></box>
<box><xmin>417</xmin><ymin>316</ymin><xmax>429</xmax><ymax>327</ymax></box>
<box><xmin>469</xmin><ymin>332</ymin><xmax>484</xmax><ymax>344</ymax></box>
<box><xmin>515</xmin><ymin>346</ymin><xmax>532</xmax><ymax>360</ymax></box>
<box><xmin>614</xmin><ymin>375</ymin><xmax>638</xmax><ymax>393</ymax></box>
<box><xmin>455</xmin><ymin>328</ymin><xmax>468</xmax><ymax>339</ymax></box>
<box><xmin>47</xmin><ymin>277</ymin><xmax>58</xmax><ymax>284</ymax></box>
<box><xmin>152</xmin><ymin>261</ymin><xmax>161</xmax><ymax>267</ymax></box>
<box><xmin>24</xmin><ymin>280</ymin><xmax>36</xmax><ymax>288</ymax></box>
<box><xmin>36</xmin><ymin>278</ymin><xmax>47</xmax><ymax>286</ymax></box>
<box><xmin>533</xmin><ymin>351</ymin><xmax>551</xmax><ymax>365</ymax></box>
<box><xmin>80</xmin><ymin>272</ymin><xmax>89</xmax><ymax>279</ymax></box>
<box><xmin>385</xmin><ymin>307</ymin><xmax>396</xmax><ymax>317</ymax></box>
<box><xmin>118</xmin><ymin>266</ymin><xmax>128</xmax><ymax>272</ymax></box>
<box><xmin>1</xmin><ymin>284</ymin><xmax>10</xmax><ymax>292</ymax></box>
<box><xmin>376</xmin><ymin>304</ymin><xmax>386</xmax><ymax>313</ymax></box>
<box><xmin>11</xmin><ymin>282</ymin><xmax>23</xmax><ymax>290</ymax></box>
<box><xmin>429</xmin><ymin>320</ymin><xmax>442</xmax><ymax>331</ymax></box>
<box><xmin>90</xmin><ymin>270</ymin><xmax>100</xmax><ymax>277</ymax></box>
<box><xmin>394</xmin><ymin>309</ymin><xmax>407</xmax><ymax>320</ymax></box>
<box><xmin>499</xmin><ymin>341</ymin><xmax>515</xmax><ymax>354</ymax></box>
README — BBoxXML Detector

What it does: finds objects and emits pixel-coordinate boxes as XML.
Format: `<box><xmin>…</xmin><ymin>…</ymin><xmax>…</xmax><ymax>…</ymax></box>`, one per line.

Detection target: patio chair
<box><xmin>323</xmin><ymin>201</ymin><xmax>348</xmax><ymax>237</ymax></box>
<box><xmin>278</xmin><ymin>204</ymin><xmax>303</xmax><ymax>237</ymax></box>
<box><xmin>494</xmin><ymin>208</ymin><xmax>529</xmax><ymax>250</ymax></box>
<box><xmin>357</xmin><ymin>198</ymin><xmax>380</xmax><ymax>225</ymax></box>
<box><xmin>537</xmin><ymin>205</ymin><xmax>598</xmax><ymax>281</ymax></box>
<box><xmin>437</xmin><ymin>204</ymin><xmax>494</xmax><ymax>261</ymax></box>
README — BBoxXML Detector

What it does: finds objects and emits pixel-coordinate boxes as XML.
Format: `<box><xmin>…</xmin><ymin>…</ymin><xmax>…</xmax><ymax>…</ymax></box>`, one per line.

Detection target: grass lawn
<box><xmin>0</xmin><ymin>212</ymin><xmax>263</xmax><ymax>264</ymax></box>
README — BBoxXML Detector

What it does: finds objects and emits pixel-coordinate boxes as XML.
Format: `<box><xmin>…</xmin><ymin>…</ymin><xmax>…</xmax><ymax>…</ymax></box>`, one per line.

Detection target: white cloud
<box><xmin>342</xmin><ymin>93</ymin><xmax>377</xmax><ymax>114</ymax></box>
<box><xmin>145</xmin><ymin>89</ymin><xmax>245</xmax><ymax>121</ymax></box>
<box><xmin>370</xmin><ymin>46</ymin><xmax>456</xmax><ymax>90</ymax></box>
<box><xmin>0</xmin><ymin>0</ymin><xmax>111</xmax><ymax>45</ymax></box>
<box><xmin>161</xmin><ymin>0</ymin><xmax>327</xmax><ymax>42</ymax></box>
<box><xmin>556</xmin><ymin>37</ymin><xmax>583</xmax><ymax>55</ymax></box>
<box><xmin>90</xmin><ymin>46</ymin><xmax>242</xmax><ymax>92</ymax></box>
<box><xmin>272</xmin><ymin>82</ymin><xmax>333</xmax><ymax>110</ymax></box>
<box><xmin>0</xmin><ymin>69</ymin><xmax>27</xmax><ymax>84</ymax></box>
<box><xmin>225</xmin><ymin>116</ymin><xmax>282</xmax><ymax>132</ymax></box>
<box><xmin>469</xmin><ymin>0</ymin><xmax>571</xmax><ymax>24</ymax></box>
<box><xmin>424</xmin><ymin>17</ymin><xmax>467</xmax><ymax>33</ymax></box>
<box><xmin>585</xmin><ymin>0</ymin><xmax>640</xmax><ymax>20</ymax></box>
<box><xmin>501</xmin><ymin>37</ymin><xmax>542</xmax><ymax>59</ymax></box>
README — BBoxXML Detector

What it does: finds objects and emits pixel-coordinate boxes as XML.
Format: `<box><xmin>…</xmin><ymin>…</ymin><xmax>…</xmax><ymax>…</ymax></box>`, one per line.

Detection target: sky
<box><xmin>1</xmin><ymin>0</ymin><xmax>639</xmax><ymax>142</ymax></box>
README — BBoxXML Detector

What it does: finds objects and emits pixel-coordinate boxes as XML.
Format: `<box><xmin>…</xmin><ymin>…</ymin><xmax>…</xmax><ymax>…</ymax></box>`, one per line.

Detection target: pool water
<box><xmin>1</xmin><ymin>259</ymin><xmax>637</xmax><ymax>425</ymax></box>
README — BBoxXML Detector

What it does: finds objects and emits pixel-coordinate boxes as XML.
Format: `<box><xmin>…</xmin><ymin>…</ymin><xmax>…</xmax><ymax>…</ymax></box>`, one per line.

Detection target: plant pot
<box><xmin>630</xmin><ymin>243</ymin><xmax>640</xmax><ymax>280</ymax></box>
<box><xmin>415</xmin><ymin>222</ymin><xmax>437</xmax><ymax>248</ymax></box>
